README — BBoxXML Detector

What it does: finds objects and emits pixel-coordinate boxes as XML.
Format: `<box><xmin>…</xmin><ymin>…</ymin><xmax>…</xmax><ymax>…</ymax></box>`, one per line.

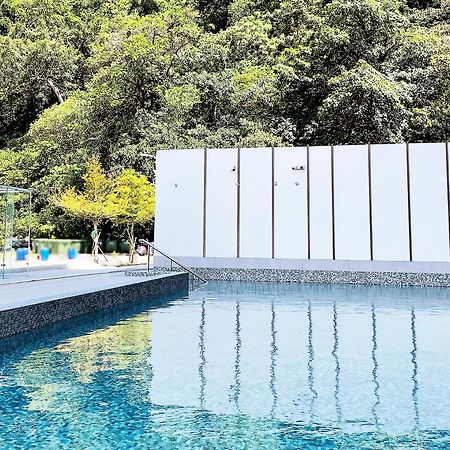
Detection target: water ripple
<box><xmin>198</xmin><ymin>299</ymin><xmax>206</xmax><ymax>410</ymax></box>
<box><xmin>307</xmin><ymin>301</ymin><xmax>318</xmax><ymax>425</ymax></box>
<box><xmin>270</xmin><ymin>302</ymin><xmax>278</xmax><ymax>418</ymax></box>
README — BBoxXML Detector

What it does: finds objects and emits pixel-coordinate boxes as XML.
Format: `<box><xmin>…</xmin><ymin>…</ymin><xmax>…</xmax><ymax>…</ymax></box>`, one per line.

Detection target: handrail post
<box><xmin>138</xmin><ymin>239</ymin><xmax>208</xmax><ymax>285</ymax></box>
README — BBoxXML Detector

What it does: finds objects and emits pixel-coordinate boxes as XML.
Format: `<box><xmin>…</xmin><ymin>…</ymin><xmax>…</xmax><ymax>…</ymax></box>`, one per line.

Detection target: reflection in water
<box><xmin>231</xmin><ymin>301</ymin><xmax>242</xmax><ymax>412</ymax></box>
<box><xmin>332</xmin><ymin>302</ymin><xmax>342</xmax><ymax>423</ymax></box>
<box><xmin>411</xmin><ymin>308</ymin><xmax>420</xmax><ymax>430</ymax></box>
<box><xmin>14</xmin><ymin>312</ymin><xmax>153</xmax><ymax>413</ymax></box>
<box><xmin>307</xmin><ymin>301</ymin><xmax>317</xmax><ymax>424</ymax></box>
<box><xmin>55</xmin><ymin>313</ymin><xmax>152</xmax><ymax>382</ymax></box>
<box><xmin>145</xmin><ymin>311</ymin><xmax>154</xmax><ymax>405</ymax></box>
<box><xmin>270</xmin><ymin>302</ymin><xmax>278</xmax><ymax>418</ymax></box>
<box><xmin>371</xmin><ymin>304</ymin><xmax>380</xmax><ymax>429</ymax></box>
<box><xmin>198</xmin><ymin>300</ymin><xmax>206</xmax><ymax>409</ymax></box>
<box><xmin>2</xmin><ymin>280</ymin><xmax>449</xmax><ymax>449</ymax></box>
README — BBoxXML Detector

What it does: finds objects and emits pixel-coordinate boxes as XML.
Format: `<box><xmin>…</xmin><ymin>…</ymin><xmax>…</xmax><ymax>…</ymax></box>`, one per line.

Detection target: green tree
<box><xmin>0</xmin><ymin>36</ymin><xmax>79</xmax><ymax>146</ymax></box>
<box><xmin>108</xmin><ymin>169</ymin><xmax>155</xmax><ymax>262</ymax></box>
<box><xmin>57</xmin><ymin>158</ymin><xmax>115</xmax><ymax>262</ymax></box>
<box><xmin>307</xmin><ymin>60</ymin><xmax>409</xmax><ymax>144</ymax></box>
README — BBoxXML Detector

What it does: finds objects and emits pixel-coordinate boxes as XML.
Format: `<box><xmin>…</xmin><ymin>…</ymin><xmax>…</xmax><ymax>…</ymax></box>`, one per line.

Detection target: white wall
<box><xmin>371</xmin><ymin>144</ymin><xmax>410</xmax><ymax>261</ymax></box>
<box><xmin>155</xmin><ymin>143</ymin><xmax>450</xmax><ymax>264</ymax></box>
<box><xmin>409</xmin><ymin>143</ymin><xmax>450</xmax><ymax>262</ymax></box>
<box><xmin>239</xmin><ymin>148</ymin><xmax>272</xmax><ymax>258</ymax></box>
<box><xmin>154</xmin><ymin>149</ymin><xmax>204</xmax><ymax>257</ymax></box>
<box><xmin>334</xmin><ymin>145</ymin><xmax>371</xmax><ymax>260</ymax></box>
<box><xmin>205</xmin><ymin>149</ymin><xmax>238</xmax><ymax>257</ymax></box>
<box><xmin>309</xmin><ymin>146</ymin><xmax>333</xmax><ymax>259</ymax></box>
<box><xmin>274</xmin><ymin>147</ymin><xmax>308</xmax><ymax>259</ymax></box>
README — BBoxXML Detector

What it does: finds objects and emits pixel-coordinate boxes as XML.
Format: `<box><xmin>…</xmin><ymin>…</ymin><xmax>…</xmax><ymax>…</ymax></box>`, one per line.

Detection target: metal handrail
<box><xmin>139</xmin><ymin>239</ymin><xmax>208</xmax><ymax>285</ymax></box>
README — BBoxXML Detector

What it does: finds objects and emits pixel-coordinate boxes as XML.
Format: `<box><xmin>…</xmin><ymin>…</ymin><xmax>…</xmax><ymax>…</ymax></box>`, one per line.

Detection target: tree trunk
<box><xmin>127</xmin><ymin>223</ymin><xmax>135</xmax><ymax>264</ymax></box>
<box><xmin>47</xmin><ymin>78</ymin><xmax>64</xmax><ymax>104</ymax></box>
<box><xmin>92</xmin><ymin>221</ymin><xmax>100</xmax><ymax>264</ymax></box>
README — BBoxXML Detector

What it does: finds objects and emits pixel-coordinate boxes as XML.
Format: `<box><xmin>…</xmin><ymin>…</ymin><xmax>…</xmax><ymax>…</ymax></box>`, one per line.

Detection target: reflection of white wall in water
<box><xmin>150</xmin><ymin>283</ymin><xmax>450</xmax><ymax>432</ymax></box>
<box><xmin>154</xmin><ymin>144</ymin><xmax>450</xmax><ymax>263</ymax></box>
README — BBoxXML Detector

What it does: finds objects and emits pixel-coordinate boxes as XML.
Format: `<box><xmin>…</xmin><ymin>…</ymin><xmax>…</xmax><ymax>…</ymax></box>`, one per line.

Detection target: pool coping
<box><xmin>0</xmin><ymin>272</ymin><xmax>188</xmax><ymax>339</ymax></box>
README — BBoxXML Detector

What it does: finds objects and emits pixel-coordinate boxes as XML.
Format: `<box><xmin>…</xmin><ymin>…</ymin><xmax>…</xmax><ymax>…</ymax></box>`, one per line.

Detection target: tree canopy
<box><xmin>1</xmin><ymin>0</ymin><xmax>449</xmax><ymax>238</ymax></box>
<box><xmin>108</xmin><ymin>168</ymin><xmax>155</xmax><ymax>261</ymax></box>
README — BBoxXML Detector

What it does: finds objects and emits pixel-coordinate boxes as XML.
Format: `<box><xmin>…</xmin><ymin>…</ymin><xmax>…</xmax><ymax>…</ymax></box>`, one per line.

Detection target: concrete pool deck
<box><xmin>0</xmin><ymin>268</ymin><xmax>188</xmax><ymax>339</ymax></box>
<box><xmin>2</xmin><ymin>253</ymin><xmax>152</xmax><ymax>278</ymax></box>
<box><xmin>1</xmin><ymin>267</ymin><xmax>162</xmax><ymax>310</ymax></box>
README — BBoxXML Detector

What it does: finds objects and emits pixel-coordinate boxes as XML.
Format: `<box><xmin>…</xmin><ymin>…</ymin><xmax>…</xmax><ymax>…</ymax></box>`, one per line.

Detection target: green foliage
<box><xmin>57</xmin><ymin>160</ymin><xmax>154</xmax><ymax>261</ymax></box>
<box><xmin>1</xmin><ymin>0</ymin><xmax>450</xmax><ymax>237</ymax></box>
<box><xmin>109</xmin><ymin>169</ymin><xmax>155</xmax><ymax>227</ymax></box>
<box><xmin>308</xmin><ymin>60</ymin><xmax>409</xmax><ymax>144</ymax></box>
<box><xmin>57</xmin><ymin>157</ymin><xmax>117</xmax><ymax>260</ymax></box>
<box><xmin>57</xmin><ymin>158</ymin><xmax>114</xmax><ymax>226</ymax></box>
<box><xmin>0</xmin><ymin>149</ymin><xmax>25</xmax><ymax>186</ymax></box>
<box><xmin>108</xmin><ymin>168</ymin><xmax>155</xmax><ymax>260</ymax></box>
<box><xmin>0</xmin><ymin>36</ymin><xmax>79</xmax><ymax>145</ymax></box>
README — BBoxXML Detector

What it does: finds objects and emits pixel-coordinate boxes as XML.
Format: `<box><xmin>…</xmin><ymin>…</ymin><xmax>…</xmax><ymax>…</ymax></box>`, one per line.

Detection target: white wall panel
<box><xmin>371</xmin><ymin>144</ymin><xmax>410</xmax><ymax>261</ymax></box>
<box><xmin>274</xmin><ymin>147</ymin><xmax>308</xmax><ymax>258</ymax></box>
<box><xmin>334</xmin><ymin>145</ymin><xmax>371</xmax><ymax>260</ymax></box>
<box><xmin>309</xmin><ymin>146</ymin><xmax>333</xmax><ymax>259</ymax></box>
<box><xmin>154</xmin><ymin>149</ymin><xmax>204</xmax><ymax>257</ymax></box>
<box><xmin>409</xmin><ymin>143</ymin><xmax>449</xmax><ymax>262</ymax></box>
<box><xmin>240</xmin><ymin>148</ymin><xmax>272</xmax><ymax>258</ymax></box>
<box><xmin>206</xmin><ymin>149</ymin><xmax>238</xmax><ymax>257</ymax></box>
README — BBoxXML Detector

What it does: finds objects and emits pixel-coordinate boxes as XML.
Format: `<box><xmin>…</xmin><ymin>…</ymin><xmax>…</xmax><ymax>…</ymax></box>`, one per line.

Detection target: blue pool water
<box><xmin>1</xmin><ymin>282</ymin><xmax>450</xmax><ymax>449</ymax></box>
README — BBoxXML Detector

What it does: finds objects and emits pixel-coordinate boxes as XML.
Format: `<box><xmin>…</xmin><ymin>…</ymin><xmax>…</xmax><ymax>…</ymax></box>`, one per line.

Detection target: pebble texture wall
<box><xmin>189</xmin><ymin>268</ymin><xmax>450</xmax><ymax>287</ymax></box>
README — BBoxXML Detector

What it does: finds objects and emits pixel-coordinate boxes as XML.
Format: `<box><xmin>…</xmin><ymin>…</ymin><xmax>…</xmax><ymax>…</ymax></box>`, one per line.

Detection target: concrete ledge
<box><xmin>0</xmin><ymin>272</ymin><xmax>188</xmax><ymax>339</ymax></box>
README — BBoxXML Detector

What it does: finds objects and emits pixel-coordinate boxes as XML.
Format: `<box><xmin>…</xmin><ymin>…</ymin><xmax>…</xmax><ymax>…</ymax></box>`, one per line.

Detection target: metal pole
<box><xmin>139</xmin><ymin>239</ymin><xmax>208</xmax><ymax>284</ymax></box>
<box><xmin>27</xmin><ymin>192</ymin><xmax>32</xmax><ymax>277</ymax></box>
<box><xmin>1</xmin><ymin>189</ymin><xmax>7</xmax><ymax>279</ymax></box>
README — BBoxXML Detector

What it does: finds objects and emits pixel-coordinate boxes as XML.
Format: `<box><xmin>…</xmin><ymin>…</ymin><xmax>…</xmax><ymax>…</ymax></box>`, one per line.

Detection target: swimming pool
<box><xmin>0</xmin><ymin>282</ymin><xmax>449</xmax><ymax>449</ymax></box>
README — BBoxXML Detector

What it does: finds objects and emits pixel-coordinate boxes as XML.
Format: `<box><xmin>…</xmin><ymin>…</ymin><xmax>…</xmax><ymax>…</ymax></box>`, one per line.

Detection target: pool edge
<box><xmin>0</xmin><ymin>272</ymin><xmax>189</xmax><ymax>339</ymax></box>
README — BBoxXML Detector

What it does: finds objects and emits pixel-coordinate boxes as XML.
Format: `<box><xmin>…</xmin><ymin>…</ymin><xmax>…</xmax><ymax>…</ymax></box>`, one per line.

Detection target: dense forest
<box><xmin>1</xmin><ymin>0</ymin><xmax>449</xmax><ymax>238</ymax></box>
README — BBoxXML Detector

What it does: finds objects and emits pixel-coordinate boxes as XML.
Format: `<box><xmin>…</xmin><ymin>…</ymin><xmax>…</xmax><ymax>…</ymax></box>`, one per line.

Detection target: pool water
<box><xmin>1</xmin><ymin>282</ymin><xmax>450</xmax><ymax>449</ymax></box>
